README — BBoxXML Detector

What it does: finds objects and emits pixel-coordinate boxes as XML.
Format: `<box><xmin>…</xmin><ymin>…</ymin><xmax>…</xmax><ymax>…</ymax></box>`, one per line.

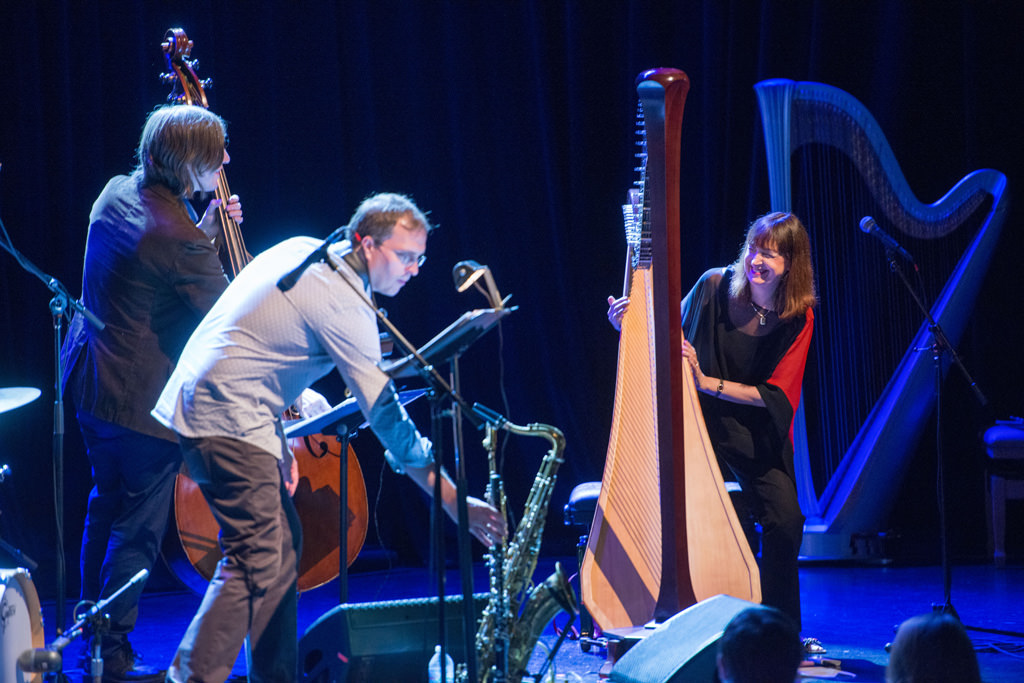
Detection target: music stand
<box><xmin>381</xmin><ymin>308</ymin><xmax>513</xmax><ymax>379</ymax></box>
<box><xmin>318</xmin><ymin>243</ymin><xmax>512</xmax><ymax>682</ymax></box>
<box><xmin>380</xmin><ymin>306</ymin><xmax>512</xmax><ymax>683</ymax></box>
<box><xmin>284</xmin><ymin>389</ymin><xmax>425</xmax><ymax>604</ymax></box>
<box><xmin>283</xmin><ymin>389</ymin><xmax>427</xmax><ymax>439</ymax></box>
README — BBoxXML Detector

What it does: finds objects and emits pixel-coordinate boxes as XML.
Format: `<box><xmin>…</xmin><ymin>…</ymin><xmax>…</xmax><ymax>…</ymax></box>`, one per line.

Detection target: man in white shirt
<box><xmin>154</xmin><ymin>192</ymin><xmax>505</xmax><ymax>683</ymax></box>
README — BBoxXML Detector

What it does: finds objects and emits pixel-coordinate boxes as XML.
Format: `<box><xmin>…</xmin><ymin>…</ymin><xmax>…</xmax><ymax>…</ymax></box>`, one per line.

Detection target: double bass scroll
<box><xmin>160</xmin><ymin>28</ymin><xmax>250</xmax><ymax>274</ymax></box>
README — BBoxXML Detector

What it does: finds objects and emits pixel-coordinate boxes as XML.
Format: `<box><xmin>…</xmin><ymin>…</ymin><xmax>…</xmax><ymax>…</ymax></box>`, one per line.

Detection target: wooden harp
<box><xmin>581</xmin><ymin>69</ymin><xmax>760</xmax><ymax>630</ymax></box>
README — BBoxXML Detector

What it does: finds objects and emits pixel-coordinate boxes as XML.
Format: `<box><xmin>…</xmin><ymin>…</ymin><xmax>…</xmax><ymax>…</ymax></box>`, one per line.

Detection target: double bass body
<box><xmin>169</xmin><ymin>432</ymin><xmax>368</xmax><ymax>593</ymax></box>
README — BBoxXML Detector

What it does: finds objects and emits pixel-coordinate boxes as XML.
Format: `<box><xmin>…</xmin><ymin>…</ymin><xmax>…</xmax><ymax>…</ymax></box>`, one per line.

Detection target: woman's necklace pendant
<box><xmin>751</xmin><ymin>301</ymin><xmax>769</xmax><ymax>326</ymax></box>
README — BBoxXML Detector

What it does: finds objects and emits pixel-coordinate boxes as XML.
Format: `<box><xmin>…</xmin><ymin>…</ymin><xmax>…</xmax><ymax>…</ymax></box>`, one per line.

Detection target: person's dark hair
<box><xmin>886</xmin><ymin>613</ymin><xmax>981</xmax><ymax>683</ymax></box>
<box><xmin>729</xmin><ymin>212</ymin><xmax>817</xmax><ymax>319</ymax></box>
<box><xmin>717</xmin><ymin>606</ymin><xmax>802</xmax><ymax>683</ymax></box>
<box><xmin>343</xmin><ymin>192</ymin><xmax>432</xmax><ymax>244</ymax></box>
<box><xmin>135</xmin><ymin>105</ymin><xmax>227</xmax><ymax>197</ymax></box>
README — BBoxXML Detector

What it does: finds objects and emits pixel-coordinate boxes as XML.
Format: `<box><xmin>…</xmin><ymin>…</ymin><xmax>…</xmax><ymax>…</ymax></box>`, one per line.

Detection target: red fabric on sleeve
<box><xmin>768</xmin><ymin>308</ymin><xmax>814</xmax><ymax>438</ymax></box>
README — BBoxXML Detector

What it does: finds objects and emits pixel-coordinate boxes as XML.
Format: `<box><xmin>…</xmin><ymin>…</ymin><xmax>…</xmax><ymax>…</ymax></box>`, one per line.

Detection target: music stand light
<box><xmin>452</xmin><ymin>260</ymin><xmax>504</xmax><ymax>309</ymax></box>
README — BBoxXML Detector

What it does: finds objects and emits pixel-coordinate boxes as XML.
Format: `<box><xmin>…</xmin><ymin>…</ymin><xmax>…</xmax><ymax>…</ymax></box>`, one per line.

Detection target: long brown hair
<box><xmin>729</xmin><ymin>212</ymin><xmax>817</xmax><ymax>319</ymax></box>
<box><xmin>135</xmin><ymin>105</ymin><xmax>227</xmax><ymax>197</ymax></box>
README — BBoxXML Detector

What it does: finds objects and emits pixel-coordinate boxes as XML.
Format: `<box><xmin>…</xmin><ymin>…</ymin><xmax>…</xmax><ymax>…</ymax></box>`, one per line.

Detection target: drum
<box><xmin>0</xmin><ymin>568</ymin><xmax>44</xmax><ymax>683</ymax></box>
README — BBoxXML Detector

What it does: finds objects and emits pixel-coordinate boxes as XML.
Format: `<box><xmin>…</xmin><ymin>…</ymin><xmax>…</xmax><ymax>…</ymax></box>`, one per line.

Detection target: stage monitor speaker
<box><xmin>299</xmin><ymin>593</ymin><xmax>488</xmax><ymax>682</ymax></box>
<box><xmin>609</xmin><ymin>594</ymin><xmax>757</xmax><ymax>683</ymax></box>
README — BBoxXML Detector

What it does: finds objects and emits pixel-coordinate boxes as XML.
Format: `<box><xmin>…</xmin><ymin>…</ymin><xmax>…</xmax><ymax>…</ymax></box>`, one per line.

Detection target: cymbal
<box><xmin>0</xmin><ymin>387</ymin><xmax>42</xmax><ymax>414</ymax></box>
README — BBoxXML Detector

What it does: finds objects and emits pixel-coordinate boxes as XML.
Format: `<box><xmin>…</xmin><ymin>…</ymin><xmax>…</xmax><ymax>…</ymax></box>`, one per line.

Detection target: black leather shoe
<box><xmin>89</xmin><ymin>641</ymin><xmax>166</xmax><ymax>683</ymax></box>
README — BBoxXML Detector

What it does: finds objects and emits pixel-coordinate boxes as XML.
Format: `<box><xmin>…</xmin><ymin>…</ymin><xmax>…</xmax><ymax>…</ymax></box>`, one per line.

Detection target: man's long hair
<box><xmin>136</xmin><ymin>105</ymin><xmax>227</xmax><ymax>197</ymax></box>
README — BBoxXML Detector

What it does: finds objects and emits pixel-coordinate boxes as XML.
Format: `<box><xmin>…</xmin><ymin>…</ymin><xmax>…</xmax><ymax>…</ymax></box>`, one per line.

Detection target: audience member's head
<box><xmin>716</xmin><ymin>605</ymin><xmax>802</xmax><ymax>683</ymax></box>
<box><xmin>886</xmin><ymin>612</ymin><xmax>980</xmax><ymax>683</ymax></box>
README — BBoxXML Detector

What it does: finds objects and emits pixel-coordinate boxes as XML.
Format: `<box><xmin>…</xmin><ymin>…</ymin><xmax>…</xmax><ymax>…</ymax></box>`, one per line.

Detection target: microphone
<box><xmin>277</xmin><ymin>225</ymin><xmax>348</xmax><ymax>293</ymax></box>
<box><xmin>18</xmin><ymin>648</ymin><xmax>62</xmax><ymax>673</ymax></box>
<box><xmin>859</xmin><ymin>216</ymin><xmax>914</xmax><ymax>262</ymax></box>
<box><xmin>19</xmin><ymin>569</ymin><xmax>150</xmax><ymax>672</ymax></box>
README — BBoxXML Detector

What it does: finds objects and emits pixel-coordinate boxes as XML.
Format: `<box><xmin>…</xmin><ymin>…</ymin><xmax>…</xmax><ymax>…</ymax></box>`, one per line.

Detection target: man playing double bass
<box><xmin>152</xmin><ymin>192</ymin><xmax>506</xmax><ymax>683</ymax></box>
<box><xmin>62</xmin><ymin>104</ymin><xmax>241</xmax><ymax>682</ymax></box>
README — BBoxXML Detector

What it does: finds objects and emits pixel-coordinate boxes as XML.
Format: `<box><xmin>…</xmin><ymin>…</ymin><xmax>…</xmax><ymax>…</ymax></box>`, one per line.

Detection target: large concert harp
<box><xmin>755</xmin><ymin>79</ymin><xmax>1008</xmax><ymax>558</ymax></box>
<box><xmin>580</xmin><ymin>69</ymin><xmax>759</xmax><ymax>631</ymax></box>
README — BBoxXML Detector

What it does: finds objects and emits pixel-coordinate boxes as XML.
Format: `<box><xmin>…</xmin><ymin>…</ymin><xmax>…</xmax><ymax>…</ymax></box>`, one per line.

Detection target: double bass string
<box><xmin>214</xmin><ymin>172</ymin><xmax>250</xmax><ymax>275</ymax></box>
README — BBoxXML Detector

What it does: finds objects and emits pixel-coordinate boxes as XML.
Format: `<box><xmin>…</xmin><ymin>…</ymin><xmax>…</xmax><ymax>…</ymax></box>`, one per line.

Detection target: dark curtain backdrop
<box><xmin>2</xmin><ymin>2</ymin><xmax>1022</xmax><ymax>603</ymax></box>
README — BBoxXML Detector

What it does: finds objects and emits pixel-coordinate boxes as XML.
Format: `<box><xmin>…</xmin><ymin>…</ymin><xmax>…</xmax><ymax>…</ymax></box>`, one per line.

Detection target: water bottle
<box><xmin>427</xmin><ymin>645</ymin><xmax>454</xmax><ymax>683</ymax></box>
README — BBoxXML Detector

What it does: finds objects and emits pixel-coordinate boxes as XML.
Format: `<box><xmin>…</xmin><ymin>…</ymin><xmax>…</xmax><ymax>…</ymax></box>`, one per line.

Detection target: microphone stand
<box><xmin>1</xmin><ymin>213</ymin><xmax>105</xmax><ymax>638</ymax></box>
<box><xmin>276</xmin><ymin>224</ymin><xmax>347</xmax><ymax>293</ymax></box>
<box><xmin>18</xmin><ymin>569</ymin><xmax>149</xmax><ymax>682</ymax></box>
<box><xmin>882</xmin><ymin>248</ymin><xmax>1020</xmax><ymax>638</ymax></box>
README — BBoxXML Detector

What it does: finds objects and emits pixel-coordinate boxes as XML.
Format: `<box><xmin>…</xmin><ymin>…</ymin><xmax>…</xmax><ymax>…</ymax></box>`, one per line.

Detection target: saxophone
<box><xmin>471</xmin><ymin>418</ymin><xmax>578</xmax><ymax>682</ymax></box>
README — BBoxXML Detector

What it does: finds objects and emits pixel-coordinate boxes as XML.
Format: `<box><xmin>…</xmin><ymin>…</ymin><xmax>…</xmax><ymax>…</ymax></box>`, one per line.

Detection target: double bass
<box><xmin>159</xmin><ymin>28</ymin><xmax>367</xmax><ymax>592</ymax></box>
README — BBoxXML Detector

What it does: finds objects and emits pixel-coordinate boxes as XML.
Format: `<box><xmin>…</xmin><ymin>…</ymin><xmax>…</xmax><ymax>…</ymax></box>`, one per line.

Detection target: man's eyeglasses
<box><xmin>380</xmin><ymin>243</ymin><xmax>426</xmax><ymax>268</ymax></box>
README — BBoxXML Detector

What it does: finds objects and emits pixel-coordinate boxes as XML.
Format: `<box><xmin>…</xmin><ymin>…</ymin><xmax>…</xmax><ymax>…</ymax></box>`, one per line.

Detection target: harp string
<box><xmin>790</xmin><ymin>137</ymin><xmax>983</xmax><ymax>494</ymax></box>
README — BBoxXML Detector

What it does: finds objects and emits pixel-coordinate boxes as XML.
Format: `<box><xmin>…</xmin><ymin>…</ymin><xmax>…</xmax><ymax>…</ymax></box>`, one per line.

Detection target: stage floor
<box><xmin>40</xmin><ymin>558</ymin><xmax>1024</xmax><ymax>681</ymax></box>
